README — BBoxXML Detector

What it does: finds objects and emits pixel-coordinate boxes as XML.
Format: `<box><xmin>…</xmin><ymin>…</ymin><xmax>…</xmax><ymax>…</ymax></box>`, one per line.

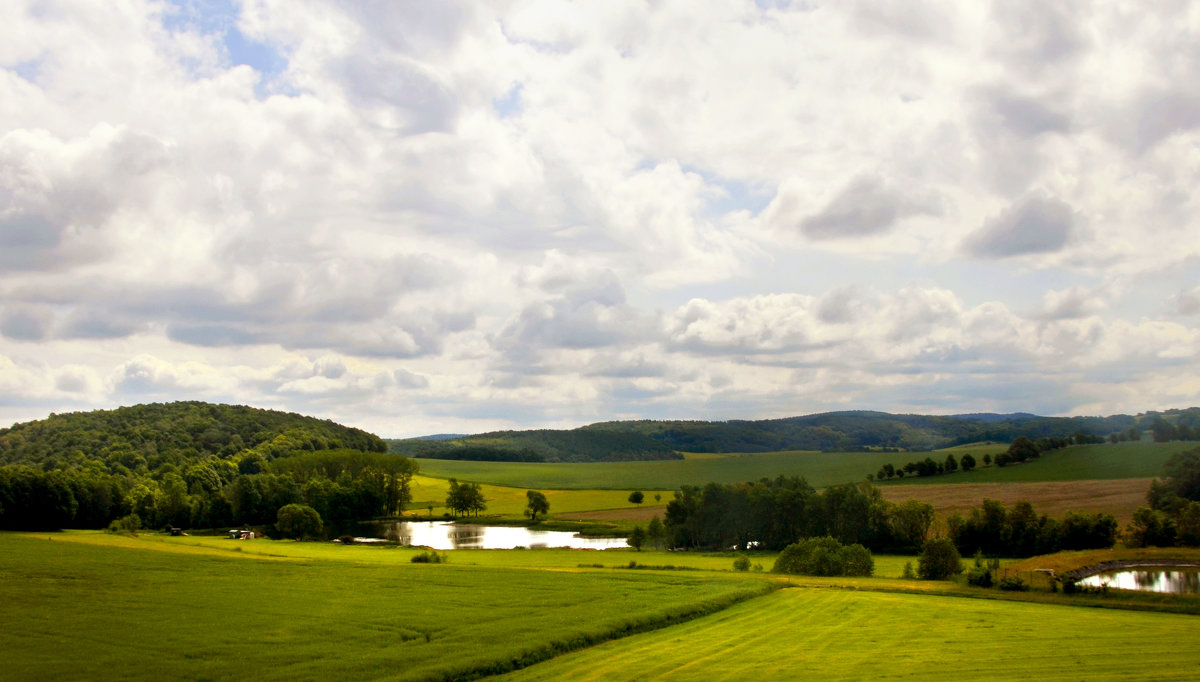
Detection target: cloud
<box><xmin>1039</xmin><ymin>285</ymin><xmax>1110</xmax><ymax>320</ymax></box>
<box><xmin>392</xmin><ymin>368</ymin><xmax>429</xmax><ymax>389</ymax></box>
<box><xmin>800</xmin><ymin>174</ymin><xmax>941</xmax><ymax>240</ymax></box>
<box><xmin>1</xmin><ymin>1</ymin><xmax>1199</xmax><ymax>434</ymax></box>
<box><xmin>54</xmin><ymin>365</ymin><xmax>99</xmax><ymax>394</ymax></box>
<box><xmin>1174</xmin><ymin>286</ymin><xmax>1200</xmax><ymax>316</ymax></box>
<box><xmin>963</xmin><ymin>195</ymin><xmax>1076</xmax><ymax>258</ymax></box>
<box><xmin>111</xmin><ymin>355</ymin><xmax>233</xmax><ymax>396</ymax></box>
<box><xmin>978</xmin><ymin>88</ymin><xmax>1071</xmax><ymax>138</ymax></box>
<box><xmin>0</xmin><ymin>305</ymin><xmax>53</xmax><ymax>341</ymax></box>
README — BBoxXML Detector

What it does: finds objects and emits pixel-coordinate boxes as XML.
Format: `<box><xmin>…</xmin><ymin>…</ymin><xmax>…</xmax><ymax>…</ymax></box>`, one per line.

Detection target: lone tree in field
<box><xmin>525</xmin><ymin>490</ymin><xmax>550</xmax><ymax>521</ymax></box>
<box><xmin>917</xmin><ymin>537</ymin><xmax>962</xmax><ymax>580</ymax></box>
<box><xmin>628</xmin><ymin>525</ymin><xmax>647</xmax><ymax>551</ymax></box>
<box><xmin>276</xmin><ymin>503</ymin><xmax>323</xmax><ymax>540</ymax></box>
<box><xmin>628</xmin><ymin>490</ymin><xmax>645</xmax><ymax>505</ymax></box>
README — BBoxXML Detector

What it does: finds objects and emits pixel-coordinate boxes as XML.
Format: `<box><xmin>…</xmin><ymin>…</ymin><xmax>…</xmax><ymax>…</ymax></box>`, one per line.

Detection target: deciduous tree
<box><xmin>525</xmin><ymin>490</ymin><xmax>549</xmax><ymax>521</ymax></box>
<box><xmin>276</xmin><ymin>503</ymin><xmax>323</xmax><ymax>540</ymax></box>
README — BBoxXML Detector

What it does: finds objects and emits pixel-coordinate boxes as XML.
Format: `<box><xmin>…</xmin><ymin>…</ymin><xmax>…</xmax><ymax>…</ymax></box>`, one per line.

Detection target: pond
<box><xmin>362</xmin><ymin>521</ymin><xmax>629</xmax><ymax>550</ymax></box>
<box><xmin>1077</xmin><ymin>567</ymin><xmax>1200</xmax><ymax>594</ymax></box>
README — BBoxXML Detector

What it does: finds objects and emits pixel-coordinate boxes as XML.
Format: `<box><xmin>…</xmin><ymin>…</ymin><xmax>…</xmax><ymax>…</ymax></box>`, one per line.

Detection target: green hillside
<box><xmin>0</xmin><ymin>402</ymin><xmax>396</xmax><ymax>532</ymax></box>
<box><xmin>413</xmin><ymin>441</ymin><xmax>1192</xmax><ymax>491</ymax></box>
<box><xmin>392</xmin><ymin>408</ymin><xmax>1200</xmax><ymax>462</ymax></box>
<box><xmin>0</xmin><ymin>401</ymin><xmax>386</xmax><ymax>473</ymax></box>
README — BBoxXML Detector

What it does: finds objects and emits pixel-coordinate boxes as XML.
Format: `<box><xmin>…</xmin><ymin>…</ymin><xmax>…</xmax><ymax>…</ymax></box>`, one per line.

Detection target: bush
<box><xmin>411</xmin><ymin>551</ymin><xmax>447</xmax><ymax>564</ymax></box>
<box><xmin>965</xmin><ymin>566</ymin><xmax>994</xmax><ymax>588</ymax></box>
<box><xmin>773</xmin><ymin>536</ymin><xmax>874</xmax><ymax>577</ymax></box>
<box><xmin>732</xmin><ymin>555</ymin><xmax>751</xmax><ymax>572</ymax></box>
<box><xmin>106</xmin><ymin>513</ymin><xmax>141</xmax><ymax>536</ymax></box>
<box><xmin>337</xmin><ymin>535</ymin><xmax>355</xmax><ymax>544</ymax></box>
<box><xmin>997</xmin><ymin>575</ymin><xmax>1029</xmax><ymax>591</ymax></box>
<box><xmin>917</xmin><ymin>537</ymin><xmax>962</xmax><ymax>580</ymax></box>
<box><xmin>901</xmin><ymin>561</ymin><xmax>915</xmax><ymax>579</ymax></box>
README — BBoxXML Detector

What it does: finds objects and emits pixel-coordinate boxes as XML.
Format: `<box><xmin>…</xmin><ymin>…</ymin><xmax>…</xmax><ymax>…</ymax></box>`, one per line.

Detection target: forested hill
<box><xmin>390</xmin><ymin>408</ymin><xmax>1200</xmax><ymax>461</ymax></box>
<box><xmin>0</xmin><ymin>403</ymin><xmax>410</xmax><ymax>532</ymax></box>
<box><xmin>0</xmin><ymin>401</ymin><xmax>386</xmax><ymax>473</ymax></box>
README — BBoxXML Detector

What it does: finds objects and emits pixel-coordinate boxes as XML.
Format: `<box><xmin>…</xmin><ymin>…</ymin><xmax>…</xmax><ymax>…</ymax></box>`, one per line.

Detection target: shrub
<box><xmin>901</xmin><ymin>561</ymin><xmax>915</xmax><ymax>579</ymax></box>
<box><xmin>337</xmin><ymin>535</ymin><xmax>355</xmax><ymax>545</ymax></box>
<box><xmin>966</xmin><ymin>566</ymin><xmax>994</xmax><ymax>588</ymax></box>
<box><xmin>106</xmin><ymin>513</ymin><xmax>141</xmax><ymax>536</ymax></box>
<box><xmin>917</xmin><ymin>537</ymin><xmax>962</xmax><ymax>580</ymax></box>
<box><xmin>411</xmin><ymin>551</ymin><xmax>447</xmax><ymax>564</ymax></box>
<box><xmin>773</xmin><ymin>536</ymin><xmax>874</xmax><ymax>577</ymax></box>
<box><xmin>732</xmin><ymin>555</ymin><xmax>751</xmax><ymax>572</ymax></box>
<box><xmin>997</xmin><ymin>575</ymin><xmax>1029</xmax><ymax>591</ymax></box>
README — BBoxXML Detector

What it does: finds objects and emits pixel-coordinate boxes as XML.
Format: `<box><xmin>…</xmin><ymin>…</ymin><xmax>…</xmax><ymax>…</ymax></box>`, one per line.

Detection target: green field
<box><xmin>406</xmin><ymin>475</ymin><xmax>672</xmax><ymax>518</ymax></box>
<box><xmin>0</xmin><ymin>532</ymin><xmax>771</xmax><ymax>681</ymax></box>
<box><xmin>881</xmin><ymin>441</ymin><xmax>1190</xmax><ymax>486</ymax></box>
<box><xmin>503</xmin><ymin>588</ymin><xmax>1200</xmax><ymax>680</ymax></box>
<box><xmin>7</xmin><ymin>531</ymin><xmax>1200</xmax><ymax>680</ymax></box>
<box><xmin>414</xmin><ymin>449</ymin><xmax>929</xmax><ymax>490</ymax></box>
<box><xmin>412</xmin><ymin>441</ymin><xmax>1185</xmax><ymax>491</ymax></box>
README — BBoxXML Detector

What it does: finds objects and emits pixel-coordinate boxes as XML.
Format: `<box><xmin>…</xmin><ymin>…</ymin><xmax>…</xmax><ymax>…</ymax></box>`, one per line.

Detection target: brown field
<box><xmin>880</xmin><ymin>477</ymin><xmax>1153</xmax><ymax>526</ymax></box>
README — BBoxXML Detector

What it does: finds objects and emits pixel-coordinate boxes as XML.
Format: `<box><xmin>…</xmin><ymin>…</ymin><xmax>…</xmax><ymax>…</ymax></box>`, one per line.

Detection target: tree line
<box><xmin>1127</xmin><ymin>445</ymin><xmax>1200</xmax><ymax>547</ymax></box>
<box><xmin>660</xmin><ymin>475</ymin><xmax>1122</xmax><ymax>556</ymax></box>
<box><xmin>663</xmin><ymin>477</ymin><xmax>935</xmax><ymax>553</ymax></box>
<box><xmin>0</xmin><ymin>403</ymin><xmax>406</xmax><ymax>535</ymax></box>
<box><xmin>947</xmin><ymin>499</ymin><xmax>1117</xmax><ymax>557</ymax></box>
<box><xmin>0</xmin><ymin>449</ymin><xmax>417</xmax><ymax>534</ymax></box>
<box><xmin>871</xmin><ymin>433</ymin><xmax>1110</xmax><ymax>482</ymax></box>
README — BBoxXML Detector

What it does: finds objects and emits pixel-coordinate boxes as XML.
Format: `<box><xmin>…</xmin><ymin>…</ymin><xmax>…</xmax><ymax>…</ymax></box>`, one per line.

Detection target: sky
<box><xmin>1</xmin><ymin>0</ymin><xmax>1198</xmax><ymax>437</ymax></box>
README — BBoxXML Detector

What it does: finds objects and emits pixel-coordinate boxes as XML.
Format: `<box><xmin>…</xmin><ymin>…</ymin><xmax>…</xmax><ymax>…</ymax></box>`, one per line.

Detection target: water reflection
<box><xmin>1078</xmin><ymin>568</ymin><xmax>1200</xmax><ymax>594</ymax></box>
<box><xmin>365</xmin><ymin>521</ymin><xmax>628</xmax><ymax>550</ymax></box>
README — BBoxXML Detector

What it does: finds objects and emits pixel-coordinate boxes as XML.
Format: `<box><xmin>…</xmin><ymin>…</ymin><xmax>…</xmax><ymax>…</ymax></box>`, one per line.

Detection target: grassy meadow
<box><xmin>406</xmin><ymin>475</ymin><xmax>672</xmax><ymax>520</ymax></box>
<box><xmin>413</xmin><ymin>449</ymin><xmax>934</xmax><ymax>491</ymax></box>
<box><xmin>881</xmin><ymin>441</ymin><xmax>1189</xmax><ymax>486</ymax></box>
<box><xmin>8</xmin><ymin>531</ymin><xmax>1199</xmax><ymax>681</ymax></box>
<box><xmin>406</xmin><ymin>441</ymin><xmax>1189</xmax><ymax>527</ymax></box>
<box><xmin>412</xmin><ymin>441</ymin><xmax>1185</xmax><ymax>492</ymax></box>
<box><xmin>502</xmin><ymin>587</ymin><xmax>1200</xmax><ymax>681</ymax></box>
<box><xmin>0</xmin><ymin>532</ymin><xmax>772</xmax><ymax>681</ymax></box>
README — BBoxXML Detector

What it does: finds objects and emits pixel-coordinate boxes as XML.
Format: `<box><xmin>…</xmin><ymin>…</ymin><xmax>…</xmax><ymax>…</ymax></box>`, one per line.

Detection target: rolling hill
<box><xmin>390</xmin><ymin>408</ymin><xmax>1200</xmax><ymax>462</ymax></box>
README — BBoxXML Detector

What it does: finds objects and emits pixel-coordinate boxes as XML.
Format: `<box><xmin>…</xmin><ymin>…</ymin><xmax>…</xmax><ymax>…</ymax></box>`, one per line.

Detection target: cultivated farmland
<box><xmin>502</xmin><ymin>587</ymin><xmax>1200</xmax><ymax>680</ymax></box>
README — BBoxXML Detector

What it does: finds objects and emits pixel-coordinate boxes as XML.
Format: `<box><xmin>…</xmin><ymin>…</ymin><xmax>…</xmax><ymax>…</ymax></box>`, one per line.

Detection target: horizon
<box><xmin>2</xmin><ymin>2</ymin><xmax>1198</xmax><ymax>437</ymax></box>
<box><xmin>5</xmin><ymin>400</ymin><xmax>1195</xmax><ymax>441</ymax></box>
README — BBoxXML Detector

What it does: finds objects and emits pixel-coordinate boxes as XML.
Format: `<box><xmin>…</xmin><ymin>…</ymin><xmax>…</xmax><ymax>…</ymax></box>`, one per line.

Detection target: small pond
<box><xmin>1077</xmin><ymin>567</ymin><xmax>1200</xmax><ymax>594</ymax></box>
<box><xmin>363</xmin><ymin>521</ymin><xmax>628</xmax><ymax>550</ymax></box>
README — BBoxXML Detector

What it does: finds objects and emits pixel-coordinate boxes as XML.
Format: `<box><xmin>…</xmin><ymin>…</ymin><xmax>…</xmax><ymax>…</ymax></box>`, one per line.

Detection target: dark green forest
<box><xmin>0</xmin><ymin>402</ymin><xmax>414</xmax><ymax>533</ymax></box>
<box><xmin>661</xmin><ymin>477</ymin><xmax>1119</xmax><ymax>556</ymax></box>
<box><xmin>391</xmin><ymin>408</ymin><xmax>1200</xmax><ymax>461</ymax></box>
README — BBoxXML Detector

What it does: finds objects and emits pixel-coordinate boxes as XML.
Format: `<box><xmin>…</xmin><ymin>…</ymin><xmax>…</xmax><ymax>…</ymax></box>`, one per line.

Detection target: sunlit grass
<box><xmin>1</xmin><ymin>532</ymin><xmax>772</xmax><ymax>681</ymax></box>
<box><xmin>504</xmin><ymin>587</ymin><xmax>1200</xmax><ymax>681</ymax></box>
